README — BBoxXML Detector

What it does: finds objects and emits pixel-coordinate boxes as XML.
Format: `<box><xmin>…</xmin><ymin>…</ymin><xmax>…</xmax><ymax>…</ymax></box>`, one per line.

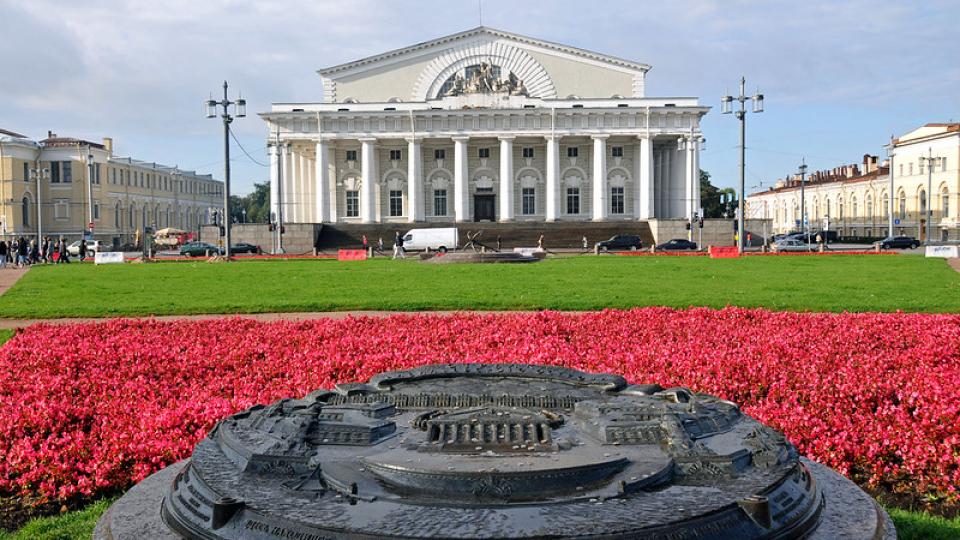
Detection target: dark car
<box><xmin>230</xmin><ymin>242</ymin><xmax>261</xmax><ymax>254</ymax></box>
<box><xmin>879</xmin><ymin>236</ymin><xmax>920</xmax><ymax>250</ymax></box>
<box><xmin>657</xmin><ymin>239</ymin><xmax>698</xmax><ymax>251</ymax></box>
<box><xmin>180</xmin><ymin>241</ymin><xmax>224</xmax><ymax>257</ymax></box>
<box><xmin>596</xmin><ymin>234</ymin><xmax>642</xmax><ymax>251</ymax></box>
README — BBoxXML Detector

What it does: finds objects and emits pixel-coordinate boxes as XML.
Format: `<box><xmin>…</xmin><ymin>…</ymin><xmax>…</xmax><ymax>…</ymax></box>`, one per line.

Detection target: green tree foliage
<box><xmin>229</xmin><ymin>182</ymin><xmax>270</xmax><ymax>223</ymax></box>
<box><xmin>700</xmin><ymin>170</ymin><xmax>737</xmax><ymax>218</ymax></box>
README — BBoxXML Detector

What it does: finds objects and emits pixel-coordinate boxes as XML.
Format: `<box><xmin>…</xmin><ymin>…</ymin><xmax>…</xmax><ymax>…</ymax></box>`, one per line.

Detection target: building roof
<box><xmin>893</xmin><ymin>123</ymin><xmax>960</xmax><ymax>145</ymax></box>
<box><xmin>750</xmin><ymin>166</ymin><xmax>890</xmax><ymax>197</ymax></box>
<box><xmin>40</xmin><ymin>137</ymin><xmax>105</xmax><ymax>150</ymax></box>
<box><xmin>0</xmin><ymin>128</ymin><xmax>28</xmax><ymax>138</ymax></box>
<box><xmin>317</xmin><ymin>26</ymin><xmax>651</xmax><ymax>78</ymax></box>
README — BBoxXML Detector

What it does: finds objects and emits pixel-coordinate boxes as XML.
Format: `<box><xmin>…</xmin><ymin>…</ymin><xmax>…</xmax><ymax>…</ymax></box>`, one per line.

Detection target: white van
<box><xmin>402</xmin><ymin>228</ymin><xmax>458</xmax><ymax>253</ymax></box>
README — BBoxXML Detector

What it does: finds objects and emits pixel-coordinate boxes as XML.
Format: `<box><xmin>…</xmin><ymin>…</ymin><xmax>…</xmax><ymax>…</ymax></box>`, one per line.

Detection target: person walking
<box><xmin>58</xmin><ymin>237</ymin><xmax>70</xmax><ymax>264</ymax></box>
<box><xmin>393</xmin><ymin>231</ymin><xmax>406</xmax><ymax>259</ymax></box>
<box><xmin>29</xmin><ymin>240</ymin><xmax>39</xmax><ymax>265</ymax></box>
<box><xmin>0</xmin><ymin>239</ymin><xmax>7</xmax><ymax>269</ymax></box>
<box><xmin>17</xmin><ymin>237</ymin><xmax>28</xmax><ymax>267</ymax></box>
<box><xmin>79</xmin><ymin>239</ymin><xmax>88</xmax><ymax>261</ymax></box>
<box><xmin>496</xmin><ymin>235</ymin><xmax>502</xmax><ymax>252</ymax></box>
<box><xmin>362</xmin><ymin>235</ymin><xmax>368</xmax><ymax>252</ymax></box>
<box><xmin>537</xmin><ymin>234</ymin><xmax>544</xmax><ymax>251</ymax></box>
<box><xmin>377</xmin><ymin>237</ymin><xmax>384</xmax><ymax>255</ymax></box>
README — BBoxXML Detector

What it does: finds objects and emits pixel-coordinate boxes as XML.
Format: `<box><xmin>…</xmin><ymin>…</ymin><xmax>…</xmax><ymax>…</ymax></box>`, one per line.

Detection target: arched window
<box><xmin>941</xmin><ymin>187</ymin><xmax>950</xmax><ymax>218</ymax></box>
<box><xmin>866</xmin><ymin>198</ymin><xmax>873</xmax><ymax>220</ymax></box>
<box><xmin>899</xmin><ymin>192</ymin><xmax>906</xmax><ymax>219</ymax></box>
<box><xmin>851</xmin><ymin>196</ymin><xmax>858</xmax><ymax>219</ymax></box>
<box><xmin>919</xmin><ymin>190</ymin><xmax>927</xmax><ymax>214</ymax></box>
<box><xmin>826</xmin><ymin>199</ymin><xmax>832</xmax><ymax>219</ymax></box>
<box><xmin>838</xmin><ymin>198</ymin><xmax>844</xmax><ymax>220</ymax></box>
<box><xmin>881</xmin><ymin>193</ymin><xmax>889</xmax><ymax>218</ymax></box>
<box><xmin>115</xmin><ymin>202</ymin><xmax>122</xmax><ymax>229</ymax></box>
<box><xmin>22</xmin><ymin>196</ymin><xmax>30</xmax><ymax>226</ymax></box>
<box><xmin>129</xmin><ymin>204</ymin><xmax>136</xmax><ymax>228</ymax></box>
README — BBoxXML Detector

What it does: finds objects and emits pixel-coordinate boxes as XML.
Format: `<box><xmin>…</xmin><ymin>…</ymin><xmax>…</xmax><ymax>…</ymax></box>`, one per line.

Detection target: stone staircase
<box><xmin>316</xmin><ymin>222</ymin><xmax>655</xmax><ymax>251</ymax></box>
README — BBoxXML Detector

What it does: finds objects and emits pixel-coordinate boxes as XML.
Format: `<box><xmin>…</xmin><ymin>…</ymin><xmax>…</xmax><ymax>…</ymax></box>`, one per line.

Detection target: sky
<box><xmin>2</xmin><ymin>0</ymin><xmax>959</xmax><ymax>197</ymax></box>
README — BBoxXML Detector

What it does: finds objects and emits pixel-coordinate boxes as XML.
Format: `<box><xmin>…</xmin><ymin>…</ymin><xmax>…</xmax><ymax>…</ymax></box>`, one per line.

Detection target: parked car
<box><xmin>878</xmin><ymin>236</ymin><xmax>920</xmax><ymax>250</ymax></box>
<box><xmin>230</xmin><ymin>242</ymin><xmax>261</xmax><ymax>254</ymax></box>
<box><xmin>180</xmin><ymin>242</ymin><xmax>224</xmax><ymax>257</ymax></box>
<box><xmin>772</xmin><ymin>239</ymin><xmax>814</xmax><ymax>253</ymax></box>
<box><xmin>67</xmin><ymin>240</ymin><xmax>106</xmax><ymax>257</ymax></box>
<box><xmin>656</xmin><ymin>239</ymin><xmax>698</xmax><ymax>251</ymax></box>
<box><xmin>596</xmin><ymin>235</ymin><xmax>643</xmax><ymax>251</ymax></box>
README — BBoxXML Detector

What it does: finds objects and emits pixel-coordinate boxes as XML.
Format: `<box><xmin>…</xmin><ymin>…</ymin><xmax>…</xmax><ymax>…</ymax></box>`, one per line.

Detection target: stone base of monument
<box><xmin>94</xmin><ymin>364</ymin><xmax>897</xmax><ymax>540</ymax></box>
<box><xmin>94</xmin><ymin>458</ymin><xmax>894</xmax><ymax>540</ymax></box>
<box><xmin>421</xmin><ymin>251</ymin><xmax>541</xmax><ymax>263</ymax></box>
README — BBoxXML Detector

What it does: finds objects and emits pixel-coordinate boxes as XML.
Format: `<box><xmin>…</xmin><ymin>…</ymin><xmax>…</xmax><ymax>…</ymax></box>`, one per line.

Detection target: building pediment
<box><xmin>317</xmin><ymin>27</ymin><xmax>650</xmax><ymax>104</ymax></box>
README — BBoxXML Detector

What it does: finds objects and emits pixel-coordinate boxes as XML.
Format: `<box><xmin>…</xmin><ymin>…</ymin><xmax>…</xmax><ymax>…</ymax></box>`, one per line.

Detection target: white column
<box><xmin>591</xmin><ymin>135</ymin><xmax>608</xmax><ymax>221</ymax></box>
<box><xmin>314</xmin><ymin>140</ymin><xmax>329</xmax><ymax>223</ymax></box>
<box><xmin>693</xmin><ymin>141</ymin><xmax>701</xmax><ymax>218</ymax></box>
<box><xmin>453</xmin><ymin>136</ymin><xmax>469</xmax><ymax>222</ymax></box>
<box><xmin>298</xmin><ymin>152</ymin><xmax>308</xmax><ymax>223</ymax></box>
<box><xmin>545</xmin><ymin>135</ymin><xmax>560</xmax><ymax>221</ymax></box>
<box><xmin>407</xmin><ymin>137</ymin><xmax>423</xmax><ymax>222</ymax></box>
<box><xmin>637</xmin><ymin>136</ymin><xmax>654</xmax><ymax>219</ymax></box>
<box><xmin>328</xmin><ymin>143</ymin><xmax>338</xmax><ymax>223</ymax></box>
<box><xmin>306</xmin><ymin>156</ymin><xmax>315</xmax><ymax>222</ymax></box>
<box><xmin>685</xmin><ymin>138</ymin><xmax>695</xmax><ymax>220</ymax></box>
<box><xmin>283</xmin><ymin>146</ymin><xmax>295</xmax><ymax>223</ymax></box>
<box><xmin>498</xmin><ymin>136</ymin><xmax>514</xmax><ymax>222</ymax></box>
<box><xmin>360</xmin><ymin>138</ymin><xmax>377</xmax><ymax>224</ymax></box>
<box><xmin>269</xmin><ymin>145</ymin><xmax>279</xmax><ymax>222</ymax></box>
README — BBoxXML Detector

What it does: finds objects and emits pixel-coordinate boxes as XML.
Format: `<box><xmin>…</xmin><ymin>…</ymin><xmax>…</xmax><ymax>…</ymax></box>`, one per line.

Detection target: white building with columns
<box><xmin>260</xmin><ymin>27</ymin><xmax>706</xmax><ymax>226</ymax></box>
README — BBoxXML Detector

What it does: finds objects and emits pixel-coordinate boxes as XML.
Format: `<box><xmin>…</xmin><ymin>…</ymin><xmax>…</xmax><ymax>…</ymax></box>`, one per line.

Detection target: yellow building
<box><xmin>746</xmin><ymin>123</ymin><xmax>960</xmax><ymax>242</ymax></box>
<box><xmin>0</xmin><ymin>129</ymin><xmax>223</xmax><ymax>246</ymax></box>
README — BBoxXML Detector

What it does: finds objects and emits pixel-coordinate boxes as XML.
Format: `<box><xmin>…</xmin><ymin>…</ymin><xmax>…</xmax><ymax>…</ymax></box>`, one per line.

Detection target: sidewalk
<box><xmin>0</xmin><ymin>267</ymin><xmax>29</xmax><ymax>297</ymax></box>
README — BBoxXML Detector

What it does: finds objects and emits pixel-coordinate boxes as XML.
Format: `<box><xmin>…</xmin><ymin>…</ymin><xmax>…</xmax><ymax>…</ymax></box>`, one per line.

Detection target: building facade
<box><xmin>0</xmin><ymin>130</ymin><xmax>223</xmax><ymax>246</ymax></box>
<box><xmin>260</xmin><ymin>27</ymin><xmax>707</xmax><ymax>225</ymax></box>
<box><xmin>746</xmin><ymin>124</ymin><xmax>960</xmax><ymax>242</ymax></box>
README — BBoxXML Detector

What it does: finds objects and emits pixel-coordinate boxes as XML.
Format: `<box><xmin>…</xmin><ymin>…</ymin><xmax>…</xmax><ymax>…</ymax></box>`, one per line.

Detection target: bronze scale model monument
<box><xmin>95</xmin><ymin>364</ymin><xmax>895</xmax><ymax>539</ymax></box>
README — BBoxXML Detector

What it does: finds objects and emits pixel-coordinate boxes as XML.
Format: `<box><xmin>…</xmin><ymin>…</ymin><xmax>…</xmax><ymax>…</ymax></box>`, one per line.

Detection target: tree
<box><xmin>699</xmin><ymin>170</ymin><xmax>737</xmax><ymax>218</ymax></box>
<box><xmin>229</xmin><ymin>182</ymin><xmax>271</xmax><ymax>223</ymax></box>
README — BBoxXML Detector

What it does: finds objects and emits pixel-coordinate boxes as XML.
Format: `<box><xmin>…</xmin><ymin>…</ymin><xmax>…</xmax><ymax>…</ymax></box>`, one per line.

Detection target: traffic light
<box><xmin>699</xmin><ymin>217</ymin><xmax>704</xmax><ymax>229</ymax></box>
<box><xmin>685</xmin><ymin>222</ymin><xmax>691</xmax><ymax>231</ymax></box>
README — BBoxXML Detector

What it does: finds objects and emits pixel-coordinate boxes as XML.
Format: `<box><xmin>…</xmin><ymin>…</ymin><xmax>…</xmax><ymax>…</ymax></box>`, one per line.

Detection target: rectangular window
<box><xmin>54</xmin><ymin>199</ymin><xmax>69</xmax><ymax>220</ymax></box>
<box><xmin>566</xmin><ymin>187</ymin><xmax>580</xmax><ymax>214</ymax></box>
<box><xmin>478</xmin><ymin>148</ymin><xmax>490</xmax><ymax>159</ymax></box>
<box><xmin>919</xmin><ymin>160</ymin><xmax>925</xmax><ymax>175</ymax></box>
<box><xmin>94</xmin><ymin>163</ymin><xmax>101</xmax><ymax>184</ymax></box>
<box><xmin>567</xmin><ymin>147</ymin><xmax>578</xmax><ymax>158</ymax></box>
<box><xmin>943</xmin><ymin>157</ymin><xmax>948</xmax><ymax>171</ymax></box>
<box><xmin>62</xmin><ymin>161</ymin><xmax>72</xmax><ymax>183</ymax></box>
<box><xmin>611</xmin><ymin>146</ymin><xmax>623</xmax><ymax>158</ymax></box>
<box><xmin>93</xmin><ymin>201</ymin><xmax>100</xmax><ymax>220</ymax></box>
<box><xmin>23</xmin><ymin>162</ymin><xmax>29</xmax><ymax>182</ymax></box>
<box><xmin>434</xmin><ymin>149</ymin><xmax>446</xmax><ymax>160</ymax></box>
<box><xmin>346</xmin><ymin>150</ymin><xmax>357</xmax><ymax>161</ymax></box>
<box><xmin>345</xmin><ymin>190</ymin><xmax>359</xmax><ymax>217</ymax></box>
<box><xmin>389</xmin><ymin>149</ymin><xmax>402</xmax><ymax>161</ymax></box>
<box><xmin>389</xmin><ymin>190</ymin><xmax>403</xmax><ymax>217</ymax></box>
<box><xmin>522</xmin><ymin>147</ymin><xmax>534</xmax><ymax>158</ymax></box>
<box><xmin>909</xmin><ymin>163</ymin><xmax>913</xmax><ymax>175</ymax></box>
<box><xmin>611</xmin><ymin>186</ymin><xmax>625</xmax><ymax>214</ymax></box>
<box><xmin>899</xmin><ymin>164</ymin><xmax>903</xmax><ymax>176</ymax></box>
<box><xmin>50</xmin><ymin>161</ymin><xmax>60</xmax><ymax>183</ymax></box>
<box><xmin>111</xmin><ymin>168</ymin><xmax>117</xmax><ymax>184</ymax></box>
<box><xmin>522</xmin><ymin>187</ymin><xmax>535</xmax><ymax>215</ymax></box>
<box><xmin>434</xmin><ymin>189</ymin><xmax>447</xmax><ymax>216</ymax></box>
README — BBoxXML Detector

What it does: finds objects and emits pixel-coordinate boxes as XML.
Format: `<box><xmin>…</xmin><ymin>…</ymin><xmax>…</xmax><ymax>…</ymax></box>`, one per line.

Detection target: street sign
<box><xmin>894</xmin><ymin>218</ymin><xmax>901</xmax><ymax>225</ymax></box>
<box><xmin>795</xmin><ymin>219</ymin><xmax>801</xmax><ymax>227</ymax></box>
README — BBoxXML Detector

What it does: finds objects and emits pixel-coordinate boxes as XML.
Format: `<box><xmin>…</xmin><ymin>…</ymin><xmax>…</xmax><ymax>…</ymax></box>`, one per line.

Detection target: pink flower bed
<box><xmin>0</xmin><ymin>308</ymin><xmax>958</xmax><ymax>506</ymax></box>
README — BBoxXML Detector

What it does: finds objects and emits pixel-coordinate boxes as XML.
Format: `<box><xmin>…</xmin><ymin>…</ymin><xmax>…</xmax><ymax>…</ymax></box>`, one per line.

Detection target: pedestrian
<box><xmin>362</xmin><ymin>235</ymin><xmax>368</xmax><ymax>252</ymax></box>
<box><xmin>29</xmin><ymin>240</ymin><xmax>39</xmax><ymax>265</ymax></box>
<box><xmin>537</xmin><ymin>234</ymin><xmax>544</xmax><ymax>250</ymax></box>
<box><xmin>17</xmin><ymin>237</ymin><xmax>28</xmax><ymax>267</ymax></box>
<box><xmin>0</xmin><ymin>239</ymin><xmax>7</xmax><ymax>268</ymax></box>
<box><xmin>393</xmin><ymin>231</ymin><xmax>405</xmax><ymax>259</ymax></box>
<box><xmin>582</xmin><ymin>236</ymin><xmax>588</xmax><ymax>251</ymax></box>
<box><xmin>79</xmin><ymin>239</ymin><xmax>88</xmax><ymax>261</ymax></box>
<box><xmin>377</xmin><ymin>237</ymin><xmax>384</xmax><ymax>254</ymax></box>
<box><xmin>58</xmin><ymin>238</ymin><xmax>70</xmax><ymax>264</ymax></box>
<box><xmin>496</xmin><ymin>235</ymin><xmax>502</xmax><ymax>252</ymax></box>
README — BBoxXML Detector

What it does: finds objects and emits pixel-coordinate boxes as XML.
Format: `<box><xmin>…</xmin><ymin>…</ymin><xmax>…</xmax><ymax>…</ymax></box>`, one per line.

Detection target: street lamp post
<box><xmin>886</xmin><ymin>136</ymin><xmax>895</xmax><ymax>238</ymax></box>
<box><xmin>919</xmin><ymin>148</ymin><xmax>943</xmax><ymax>245</ymax></box>
<box><xmin>206</xmin><ymin>81</ymin><xmax>246</xmax><ymax>258</ymax></box>
<box><xmin>798</xmin><ymin>159</ymin><xmax>808</xmax><ymax>240</ymax></box>
<box><xmin>28</xmin><ymin>164</ymin><xmax>49</xmax><ymax>244</ymax></box>
<box><xmin>85</xmin><ymin>150</ymin><xmax>95</xmax><ymax>239</ymax></box>
<box><xmin>721</xmin><ymin>77</ymin><xmax>764</xmax><ymax>253</ymax></box>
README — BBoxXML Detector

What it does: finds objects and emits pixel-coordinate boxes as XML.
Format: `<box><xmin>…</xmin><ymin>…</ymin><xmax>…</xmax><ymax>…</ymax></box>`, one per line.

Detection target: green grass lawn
<box><xmin>0</xmin><ymin>498</ymin><xmax>956</xmax><ymax>540</ymax></box>
<box><xmin>0</xmin><ymin>255</ymin><xmax>958</xmax><ymax>319</ymax></box>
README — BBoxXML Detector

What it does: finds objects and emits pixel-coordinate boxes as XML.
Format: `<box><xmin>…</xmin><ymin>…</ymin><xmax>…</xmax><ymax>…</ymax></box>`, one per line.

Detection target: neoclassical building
<box><xmin>746</xmin><ymin>123</ymin><xmax>960</xmax><ymax>242</ymax></box>
<box><xmin>0</xmin><ymin>129</ymin><xmax>222</xmax><ymax>245</ymax></box>
<box><xmin>260</xmin><ymin>27</ymin><xmax>707</xmax><ymax>225</ymax></box>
